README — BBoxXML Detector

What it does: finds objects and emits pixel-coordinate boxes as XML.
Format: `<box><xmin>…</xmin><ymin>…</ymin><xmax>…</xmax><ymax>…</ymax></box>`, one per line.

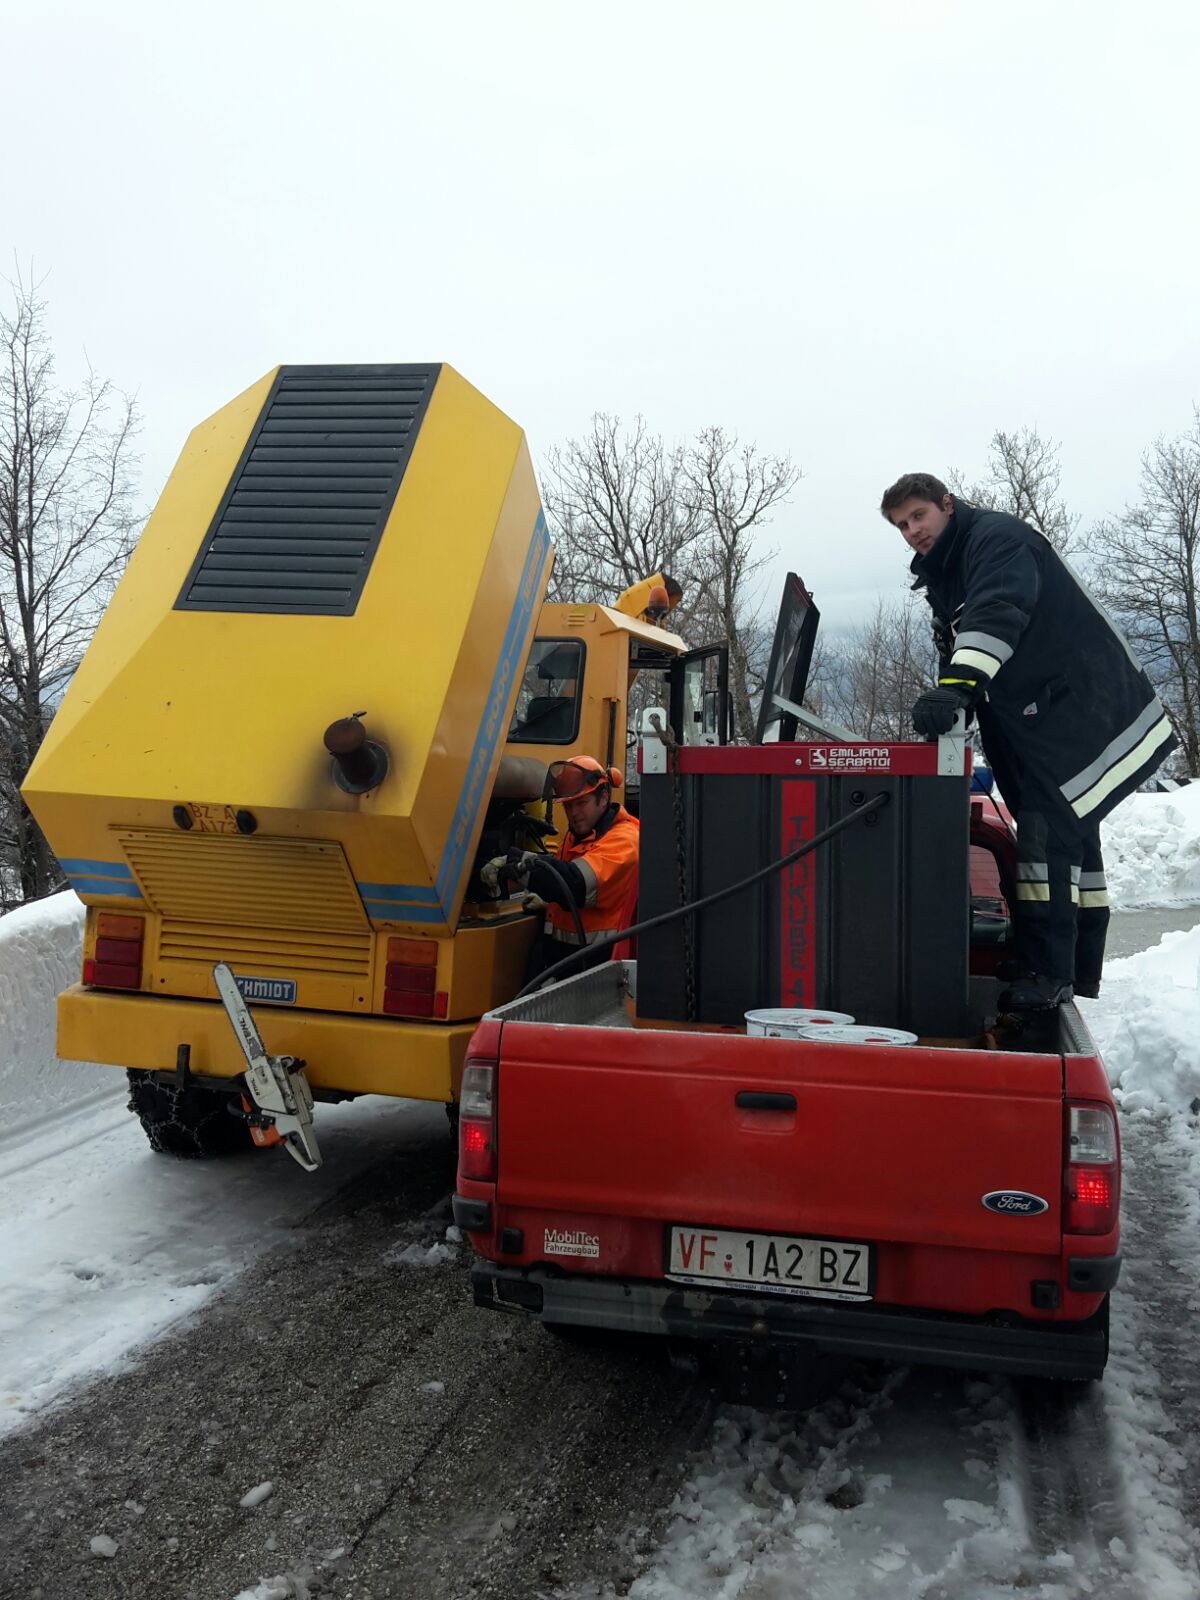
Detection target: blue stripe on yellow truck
<box><xmin>58</xmin><ymin>858</ymin><xmax>136</xmax><ymax>879</ymax></box>
<box><xmin>354</xmin><ymin>509</ymin><xmax>550</xmax><ymax>924</ymax></box>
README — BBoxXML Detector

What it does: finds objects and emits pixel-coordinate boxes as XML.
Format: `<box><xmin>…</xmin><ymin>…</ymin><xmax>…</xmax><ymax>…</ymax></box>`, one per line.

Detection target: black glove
<box><xmin>911</xmin><ymin>683</ymin><xmax>977</xmax><ymax>737</ymax></box>
<box><xmin>525</xmin><ymin>853</ymin><xmax>587</xmax><ymax>911</ymax></box>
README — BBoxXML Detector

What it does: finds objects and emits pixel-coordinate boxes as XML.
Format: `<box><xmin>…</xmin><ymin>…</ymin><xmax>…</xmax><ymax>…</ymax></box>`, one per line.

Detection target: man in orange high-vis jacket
<box><xmin>482</xmin><ymin>757</ymin><xmax>640</xmax><ymax>977</ymax></box>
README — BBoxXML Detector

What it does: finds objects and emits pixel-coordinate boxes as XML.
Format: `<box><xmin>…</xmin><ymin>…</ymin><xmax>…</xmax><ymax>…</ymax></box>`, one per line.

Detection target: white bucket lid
<box><xmin>797</xmin><ymin>1024</ymin><xmax>918</xmax><ymax>1046</ymax></box>
<box><xmin>745</xmin><ymin>1007</ymin><xmax>855</xmax><ymax>1035</ymax></box>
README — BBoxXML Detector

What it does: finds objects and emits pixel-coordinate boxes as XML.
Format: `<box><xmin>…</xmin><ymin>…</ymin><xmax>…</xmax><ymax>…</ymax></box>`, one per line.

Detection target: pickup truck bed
<box><xmin>455</xmin><ymin>962</ymin><xmax>1120</xmax><ymax>1382</ymax></box>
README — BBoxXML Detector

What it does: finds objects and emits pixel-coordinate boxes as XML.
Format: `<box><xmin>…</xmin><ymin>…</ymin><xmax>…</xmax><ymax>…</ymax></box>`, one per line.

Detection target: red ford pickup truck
<box><xmin>454</xmin><ymin>959</ymin><xmax>1120</xmax><ymax>1382</ymax></box>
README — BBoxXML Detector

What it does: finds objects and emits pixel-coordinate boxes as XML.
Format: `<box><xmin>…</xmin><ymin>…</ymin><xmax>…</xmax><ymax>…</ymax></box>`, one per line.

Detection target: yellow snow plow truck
<box><xmin>22</xmin><ymin>364</ymin><xmax>720</xmax><ymax>1168</ymax></box>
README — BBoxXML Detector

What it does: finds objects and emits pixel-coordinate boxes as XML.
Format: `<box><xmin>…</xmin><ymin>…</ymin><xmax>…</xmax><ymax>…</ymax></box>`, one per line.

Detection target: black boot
<box><xmin>998</xmin><ymin>974</ymin><xmax>1074</xmax><ymax>1012</ymax></box>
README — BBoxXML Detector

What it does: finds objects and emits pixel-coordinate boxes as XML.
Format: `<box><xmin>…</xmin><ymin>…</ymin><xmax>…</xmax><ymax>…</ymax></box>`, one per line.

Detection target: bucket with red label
<box><xmin>797</xmin><ymin>1024</ymin><xmax>918</xmax><ymax>1046</ymax></box>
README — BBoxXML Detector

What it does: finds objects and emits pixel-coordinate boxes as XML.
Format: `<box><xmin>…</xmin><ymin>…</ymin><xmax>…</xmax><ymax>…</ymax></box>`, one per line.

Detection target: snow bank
<box><xmin>1102</xmin><ymin>784</ymin><xmax>1200</xmax><ymax>909</ymax></box>
<box><xmin>0</xmin><ymin>891</ymin><xmax>115</xmax><ymax>1142</ymax></box>
<box><xmin>1080</xmin><ymin>923</ymin><xmax>1200</xmax><ymax>1111</ymax></box>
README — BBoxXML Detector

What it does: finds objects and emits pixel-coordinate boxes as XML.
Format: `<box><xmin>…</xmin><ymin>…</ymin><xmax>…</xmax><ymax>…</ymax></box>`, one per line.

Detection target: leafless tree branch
<box><xmin>541</xmin><ymin>415</ymin><xmax>800</xmax><ymax>742</ymax></box>
<box><xmin>1083</xmin><ymin>412</ymin><xmax>1200</xmax><ymax>775</ymax></box>
<box><xmin>949</xmin><ymin>427</ymin><xmax>1079</xmax><ymax>554</ymax></box>
<box><xmin>0</xmin><ymin>272</ymin><xmax>141</xmax><ymax>907</ymax></box>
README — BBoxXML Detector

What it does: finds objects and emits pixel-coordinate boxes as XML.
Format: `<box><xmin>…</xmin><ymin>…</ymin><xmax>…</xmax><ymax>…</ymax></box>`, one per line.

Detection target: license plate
<box><xmin>667</xmin><ymin>1225</ymin><xmax>872</xmax><ymax>1302</ymax></box>
<box><xmin>185</xmin><ymin>802</ymin><xmax>240</xmax><ymax>834</ymax></box>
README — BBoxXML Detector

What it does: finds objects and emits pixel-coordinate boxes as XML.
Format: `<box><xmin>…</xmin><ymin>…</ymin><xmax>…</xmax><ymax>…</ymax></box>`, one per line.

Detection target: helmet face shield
<box><xmin>549</xmin><ymin>759</ymin><xmax>620</xmax><ymax>802</ymax></box>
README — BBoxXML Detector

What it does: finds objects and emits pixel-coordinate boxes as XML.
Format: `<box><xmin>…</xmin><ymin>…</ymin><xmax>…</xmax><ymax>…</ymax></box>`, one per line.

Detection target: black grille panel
<box><xmin>176</xmin><ymin>364</ymin><xmax>439</xmax><ymax>614</ymax></box>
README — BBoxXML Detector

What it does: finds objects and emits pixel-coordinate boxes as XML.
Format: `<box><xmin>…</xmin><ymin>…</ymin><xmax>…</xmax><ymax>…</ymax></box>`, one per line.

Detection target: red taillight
<box><xmin>382</xmin><ymin>943</ymin><xmax>446</xmax><ymax>1018</ymax></box>
<box><xmin>460</xmin><ymin>1119</ymin><xmax>491</xmax><ymax>1166</ymax></box>
<box><xmin>458</xmin><ymin>1119</ymin><xmax>495</xmax><ymax>1179</ymax></box>
<box><xmin>1071</xmin><ymin>1168</ymin><xmax>1112</xmax><ymax>1206</ymax></box>
<box><xmin>95</xmin><ymin>936</ymin><xmax>141</xmax><ymax>966</ymax></box>
<box><xmin>84</xmin><ymin>915</ymin><xmax>144</xmax><ymax>990</ymax></box>
<box><xmin>458</xmin><ymin>1059</ymin><xmax>496</xmax><ymax>1181</ymax></box>
<box><xmin>383</xmin><ymin>989</ymin><xmax>436</xmax><ymax>1017</ymax></box>
<box><xmin>90</xmin><ymin>962</ymin><xmax>143</xmax><ymax>989</ymax></box>
<box><xmin>1064</xmin><ymin>1102</ymin><xmax>1119</xmax><ymax>1234</ymax></box>
<box><xmin>385</xmin><ymin>963</ymin><xmax>436</xmax><ymax>993</ymax></box>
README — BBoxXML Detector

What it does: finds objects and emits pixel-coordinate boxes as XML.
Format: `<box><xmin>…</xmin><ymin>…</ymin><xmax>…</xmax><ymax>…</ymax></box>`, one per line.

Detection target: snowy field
<box><xmin>4</xmin><ymin>782</ymin><xmax>1200</xmax><ymax>1598</ymax></box>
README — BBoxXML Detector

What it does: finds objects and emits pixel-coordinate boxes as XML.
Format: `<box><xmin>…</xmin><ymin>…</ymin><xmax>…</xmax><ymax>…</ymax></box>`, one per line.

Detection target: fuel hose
<box><xmin>516</xmin><ymin>789</ymin><xmax>890</xmax><ymax>999</ymax></box>
<box><xmin>529</xmin><ymin>853</ymin><xmax>590</xmax><ymax>951</ymax></box>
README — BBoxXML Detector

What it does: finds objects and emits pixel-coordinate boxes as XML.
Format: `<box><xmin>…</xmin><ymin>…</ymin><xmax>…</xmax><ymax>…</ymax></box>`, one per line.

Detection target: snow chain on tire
<box><xmin>125</xmin><ymin>1069</ymin><xmax>254</xmax><ymax>1159</ymax></box>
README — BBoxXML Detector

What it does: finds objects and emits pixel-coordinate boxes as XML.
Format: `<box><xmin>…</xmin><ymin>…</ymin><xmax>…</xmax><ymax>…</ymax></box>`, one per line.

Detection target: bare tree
<box><xmin>950</xmin><ymin>427</ymin><xmax>1078</xmax><ymax>553</ymax></box>
<box><xmin>542</xmin><ymin>415</ymin><xmax>800</xmax><ymax>742</ymax></box>
<box><xmin>796</xmin><ymin>626</ymin><xmax>838</xmax><ymax>727</ymax></box>
<box><xmin>0</xmin><ymin>275</ymin><xmax>140</xmax><ymax>906</ymax></box>
<box><xmin>684</xmin><ymin>427</ymin><xmax>800</xmax><ymax>740</ymax></box>
<box><xmin>822</xmin><ymin>597</ymin><xmax>937</xmax><ymax>739</ymax></box>
<box><xmin>540</xmin><ymin>414</ymin><xmax>704</xmax><ymax>603</ymax></box>
<box><xmin>1084</xmin><ymin>413</ymin><xmax>1200</xmax><ymax>774</ymax></box>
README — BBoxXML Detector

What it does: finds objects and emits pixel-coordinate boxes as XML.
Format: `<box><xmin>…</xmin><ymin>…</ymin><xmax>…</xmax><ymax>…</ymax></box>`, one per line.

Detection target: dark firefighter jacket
<box><xmin>911</xmin><ymin>499</ymin><xmax>1176</xmax><ymax>828</ymax></box>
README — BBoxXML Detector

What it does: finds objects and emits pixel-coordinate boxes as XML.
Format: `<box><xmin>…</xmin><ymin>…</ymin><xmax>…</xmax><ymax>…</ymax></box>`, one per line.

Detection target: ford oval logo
<box><xmin>982</xmin><ymin>1190</ymin><xmax>1049</xmax><ymax>1216</ymax></box>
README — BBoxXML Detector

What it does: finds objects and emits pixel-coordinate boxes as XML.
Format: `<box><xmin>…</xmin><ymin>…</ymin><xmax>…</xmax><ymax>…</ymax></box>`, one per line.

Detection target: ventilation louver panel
<box><xmin>176</xmin><ymin>364</ymin><xmax>439</xmax><ymax>615</ymax></box>
<box><xmin>116</xmin><ymin>830</ymin><xmax>370</xmax><ymax>935</ymax></box>
<box><xmin>158</xmin><ymin>923</ymin><xmax>372</xmax><ymax>979</ymax></box>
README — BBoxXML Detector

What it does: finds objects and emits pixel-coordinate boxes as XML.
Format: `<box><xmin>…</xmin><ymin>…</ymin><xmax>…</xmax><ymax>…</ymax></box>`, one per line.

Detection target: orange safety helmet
<box><xmin>548</xmin><ymin>756</ymin><xmax>623</xmax><ymax>801</ymax></box>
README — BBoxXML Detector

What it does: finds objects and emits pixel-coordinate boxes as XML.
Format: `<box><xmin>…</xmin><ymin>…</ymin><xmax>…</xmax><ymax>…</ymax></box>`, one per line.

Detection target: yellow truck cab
<box><xmin>22</xmin><ymin>364</ymin><xmax>721</xmax><ymax>1163</ymax></box>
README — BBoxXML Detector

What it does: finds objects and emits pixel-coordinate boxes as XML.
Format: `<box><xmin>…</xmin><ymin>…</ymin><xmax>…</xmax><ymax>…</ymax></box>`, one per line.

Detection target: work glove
<box><xmin>911</xmin><ymin>682</ymin><xmax>979</xmax><ymax>737</ymax></box>
<box><xmin>480</xmin><ymin>849</ymin><xmax>536</xmax><ymax>898</ymax></box>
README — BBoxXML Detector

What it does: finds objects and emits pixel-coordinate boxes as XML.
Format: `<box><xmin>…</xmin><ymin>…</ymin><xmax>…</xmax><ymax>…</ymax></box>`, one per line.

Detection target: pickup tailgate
<box><xmin>496</xmin><ymin>1022</ymin><xmax>1065</xmax><ymax>1256</ymax></box>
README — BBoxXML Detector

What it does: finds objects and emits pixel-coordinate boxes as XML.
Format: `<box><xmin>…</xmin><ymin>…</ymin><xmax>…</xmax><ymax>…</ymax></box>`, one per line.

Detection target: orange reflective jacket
<box><xmin>545</xmin><ymin>804</ymin><xmax>640</xmax><ymax>944</ymax></box>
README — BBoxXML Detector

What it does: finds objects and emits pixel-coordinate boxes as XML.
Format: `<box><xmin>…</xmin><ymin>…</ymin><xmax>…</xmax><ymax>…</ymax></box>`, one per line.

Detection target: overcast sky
<box><xmin>6</xmin><ymin>0</ymin><xmax>1199</xmax><ymax>632</ymax></box>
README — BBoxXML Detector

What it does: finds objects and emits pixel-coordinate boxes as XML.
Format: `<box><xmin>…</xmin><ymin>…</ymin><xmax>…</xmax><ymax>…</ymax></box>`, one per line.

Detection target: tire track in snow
<box><xmin>1101</xmin><ymin>1111</ymin><xmax>1200</xmax><ymax>1595</ymax></box>
<box><xmin>566</xmin><ymin>1359</ymin><xmax>914</xmax><ymax>1600</ymax></box>
<box><xmin>0</xmin><ymin>1094</ymin><xmax>131</xmax><ymax>1183</ymax></box>
<box><xmin>1010</xmin><ymin>1376</ymin><xmax>1144</xmax><ymax>1596</ymax></box>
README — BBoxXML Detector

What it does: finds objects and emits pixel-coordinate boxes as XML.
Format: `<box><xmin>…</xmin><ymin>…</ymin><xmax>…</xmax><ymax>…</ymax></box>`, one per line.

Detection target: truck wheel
<box><xmin>125</xmin><ymin>1070</ymin><xmax>253</xmax><ymax>1158</ymax></box>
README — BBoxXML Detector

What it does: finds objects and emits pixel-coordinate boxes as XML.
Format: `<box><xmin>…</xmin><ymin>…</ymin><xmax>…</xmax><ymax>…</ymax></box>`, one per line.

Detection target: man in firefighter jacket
<box><xmin>482</xmin><ymin>757</ymin><xmax>639</xmax><ymax>977</ymax></box>
<box><xmin>881</xmin><ymin>472</ymin><xmax>1176</xmax><ymax>1011</ymax></box>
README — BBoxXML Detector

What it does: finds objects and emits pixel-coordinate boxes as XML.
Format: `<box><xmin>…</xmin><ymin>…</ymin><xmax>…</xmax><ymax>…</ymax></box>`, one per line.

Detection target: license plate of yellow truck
<box><xmin>667</xmin><ymin>1226</ymin><xmax>872</xmax><ymax>1301</ymax></box>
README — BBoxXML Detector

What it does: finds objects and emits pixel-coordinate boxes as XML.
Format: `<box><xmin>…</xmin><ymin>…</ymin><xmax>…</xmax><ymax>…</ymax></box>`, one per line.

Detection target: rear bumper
<box><xmin>56</xmin><ymin>984</ymin><xmax>476</xmax><ymax>1099</ymax></box>
<box><xmin>471</xmin><ymin>1263</ymin><xmax>1111</xmax><ymax>1382</ymax></box>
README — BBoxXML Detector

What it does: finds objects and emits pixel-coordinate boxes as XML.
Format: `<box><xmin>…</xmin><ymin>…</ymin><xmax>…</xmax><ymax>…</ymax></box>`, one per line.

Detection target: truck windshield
<box><xmin>508</xmin><ymin>639</ymin><xmax>585</xmax><ymax>744</ymax></box>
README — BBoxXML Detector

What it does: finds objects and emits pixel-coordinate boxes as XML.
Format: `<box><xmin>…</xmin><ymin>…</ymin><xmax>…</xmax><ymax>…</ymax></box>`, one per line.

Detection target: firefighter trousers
<box><xmin>1011</xmin><ymin>799</ymin><xmax>1109</xmax><ymax>997</ymax></box>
